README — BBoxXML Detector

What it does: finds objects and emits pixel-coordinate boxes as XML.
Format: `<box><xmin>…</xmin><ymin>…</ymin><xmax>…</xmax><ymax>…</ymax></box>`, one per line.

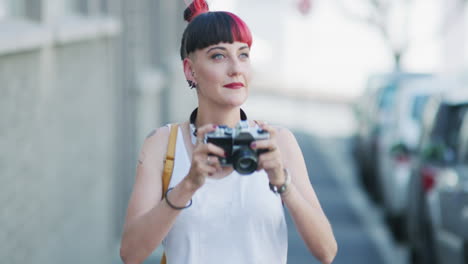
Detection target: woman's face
<box><xmin>185</xmin><ymin>41</ymin><xmax>252</xmax><ymax>108</ymax></box>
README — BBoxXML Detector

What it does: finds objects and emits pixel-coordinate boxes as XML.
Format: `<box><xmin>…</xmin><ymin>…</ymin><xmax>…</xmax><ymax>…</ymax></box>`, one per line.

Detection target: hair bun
<box><xmin>184</xmin><ymin>0</ymin><xmax>209</xmax><ymax>22</ymax></box>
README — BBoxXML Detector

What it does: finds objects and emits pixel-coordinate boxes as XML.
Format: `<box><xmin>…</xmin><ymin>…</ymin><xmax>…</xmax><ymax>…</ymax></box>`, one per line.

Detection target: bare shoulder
<box><xmin>253</xmin><ymin>120</ymin><xmax>296</xmax><ymax>144</ymax></box>
<box><xmin>138</xmin><ymin>125</ymin><xmax>171</xmax><ymax>166</ymax></box>
<box><xmin>271</xmin><ymin>125</ymin><xmax>296</xmax><ymax>144</ymax></box>
<box><xmin>125</xmin><ymin>125</ymin><xmax>173</xmax><ymax>224</ymax></box>
<box><xmin>253</xmin><ymin>120</ymin><xmax>298</xmax><ymax>150</ymax></box>
<box><xmin>144</xmin><ymin>125</ymin><xmax>170</xmax><ymax>144</ymax></box>
<box><xmin>270</xmin><ymin>125</ymin><xmax>302</xmax><ymax>159</ymax></box>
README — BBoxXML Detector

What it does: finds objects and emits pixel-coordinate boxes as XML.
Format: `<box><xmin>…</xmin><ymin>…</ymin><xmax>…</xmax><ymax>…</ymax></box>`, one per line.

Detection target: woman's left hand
<box><xmin>250</xmin><ymin>122</ymin><xmax>286</xmax><ymax>186</ymax></box>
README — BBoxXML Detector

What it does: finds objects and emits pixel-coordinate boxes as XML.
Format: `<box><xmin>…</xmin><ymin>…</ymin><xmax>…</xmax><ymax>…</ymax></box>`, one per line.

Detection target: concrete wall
<box><xmin>0</xmin><ymin>36</ymin><xmax>117</xmax><ymax>264</ymax></box>
<box><xmin>0</xmin><ymin>0</ymin><xmax>192</xmax><ymax>263</ymax></box>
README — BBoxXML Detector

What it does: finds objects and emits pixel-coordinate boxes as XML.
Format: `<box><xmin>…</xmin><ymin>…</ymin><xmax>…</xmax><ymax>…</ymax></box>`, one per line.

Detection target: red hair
<box><xmin>180</xmin><ymin>1</ymin><xmax>253</xmax><ymax>59</ymax></box>
<box><xmin>184</xmin><ymin>0</ymin><xmax>209</xmax><ymax>23</ymax></box>
<box><xmin>226</xmin><ymin>12</ymin><xmax>252</xmax><ymax>48</ymax></box>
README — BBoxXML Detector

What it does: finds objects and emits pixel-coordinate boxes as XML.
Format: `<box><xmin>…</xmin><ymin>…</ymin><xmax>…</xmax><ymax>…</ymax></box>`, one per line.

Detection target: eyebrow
<box><xmin>206</xmin><ymin>45</ymin><xmax>249</xmax><ymax>53</ymax></box>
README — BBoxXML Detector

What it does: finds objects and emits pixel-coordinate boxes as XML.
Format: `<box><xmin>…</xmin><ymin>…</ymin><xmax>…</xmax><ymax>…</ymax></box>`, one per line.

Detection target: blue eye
<box><xmin>212</xmin><ymin>54</ymin><xmax>225</xmax><ymax>60</ymax></box>
<box><xmin>240</xmin><ymin>53</ymin><xmax>250</xmax><ymax>59</ymax></box>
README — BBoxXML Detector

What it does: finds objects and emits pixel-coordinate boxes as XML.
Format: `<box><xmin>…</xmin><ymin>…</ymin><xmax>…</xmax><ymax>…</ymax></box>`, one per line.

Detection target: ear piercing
<box><xmin>187</xmin><ymin>80</ymin><xmax>197</xmax><ymax>89</ymax></box>
<box><xmin>187</xmin><ymin>71</ymin><xmax>197</xmax><ymax>89</ymax></box>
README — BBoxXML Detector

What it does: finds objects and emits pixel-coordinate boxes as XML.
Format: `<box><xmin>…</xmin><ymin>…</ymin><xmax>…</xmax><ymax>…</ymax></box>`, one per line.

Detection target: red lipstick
<box><xmin>223</xmin><ymin>82</ymin><xmax>244</xmax><ymax>89</ymax></box>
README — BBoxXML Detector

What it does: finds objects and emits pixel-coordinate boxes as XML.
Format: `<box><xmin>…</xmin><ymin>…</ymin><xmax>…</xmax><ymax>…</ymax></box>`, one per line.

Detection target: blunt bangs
<box><xmin>180</xmin><ymin>11</ymin><xmax>252</xmax><ymax>60</ymax></box>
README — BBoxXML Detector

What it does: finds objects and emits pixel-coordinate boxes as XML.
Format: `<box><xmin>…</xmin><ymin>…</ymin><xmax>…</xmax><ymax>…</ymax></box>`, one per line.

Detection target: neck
<box><xmin>194</xmin><ymin>104</ymin><xmax>243</xmax><ymax>128</ymax></box>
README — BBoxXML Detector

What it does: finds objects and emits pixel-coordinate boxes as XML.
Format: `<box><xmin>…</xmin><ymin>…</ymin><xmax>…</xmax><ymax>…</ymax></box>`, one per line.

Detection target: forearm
<box><xmin>282</xmin><ymin>184</ymin><xmax>337</xmax><ymax>264</ymax></box>
<box><xmin>120</xmin><ymin>178</ymin><xmax>197</xmax><ymax>264</ymax></box>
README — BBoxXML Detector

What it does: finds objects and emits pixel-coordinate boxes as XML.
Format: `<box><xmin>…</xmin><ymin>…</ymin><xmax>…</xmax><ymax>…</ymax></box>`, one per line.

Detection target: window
<box><xmin>0</xmin><ymin>0</ymin><xmax>25</xmax><ymax>19</ymax></box>
<box><xmin>100</xmin><ymin>0</ymin><xmax>109</xmax><ymax>14</ymax></box>
<box><xmin>458</xmin><ymin>111</ymin><xmax>468</xmax><ymax>163</ymax></box>
<box><xmin>62</xmin><ymin>0</ymin><xmax>106</xmax><ymax>16</ymax></box>
<box><xmin>411</xmin><ymin>95</ymin><xmax>429</xmax><ymax>122</ymax></box>
<box><xmin>378</xmin><ymin>83</ymin><xmax>398</xmax><ymax>111</ymax></box>
<box><xmin>0</xmin><ymin>0</ymin><xmax>6</xmax><ymax>19</ymax></box>
<box><xmin>61</xmin><ymin>0</ymin><xmax>82</xmax><ymax>15</ymax></box>
<box><xmin>64</xmin><ymin>0</ymin><xmax>77</xmax><ymax>13</ymax></box>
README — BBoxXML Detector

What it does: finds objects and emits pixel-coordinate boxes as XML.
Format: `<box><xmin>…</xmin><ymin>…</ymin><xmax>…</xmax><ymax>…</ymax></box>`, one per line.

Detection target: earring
<box><xmin>187</xmin><ymin>80</ymin><xmax>197</xmax><ymax>89</ymax></box>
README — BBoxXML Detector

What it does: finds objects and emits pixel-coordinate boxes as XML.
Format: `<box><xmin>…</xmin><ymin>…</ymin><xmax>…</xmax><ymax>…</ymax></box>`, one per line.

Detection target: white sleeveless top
<box><xmin>163</xmin><ymin>125</ymin><xmax>288</xmax><ymax>264</ymax></box>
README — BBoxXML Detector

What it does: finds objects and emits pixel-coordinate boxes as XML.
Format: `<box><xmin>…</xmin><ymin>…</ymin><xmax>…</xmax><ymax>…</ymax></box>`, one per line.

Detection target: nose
<box><xmin>228</xmin><ymin>58</ymin><xmax>244</xmax><ymax>77</ymax></box>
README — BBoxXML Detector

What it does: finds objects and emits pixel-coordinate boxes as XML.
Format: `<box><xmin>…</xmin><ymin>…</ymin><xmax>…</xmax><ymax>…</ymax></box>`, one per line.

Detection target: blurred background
<box><xmin>1</xmin><ymin>0</ymin><xmax>468</xmax><ymax>263</ymax></box>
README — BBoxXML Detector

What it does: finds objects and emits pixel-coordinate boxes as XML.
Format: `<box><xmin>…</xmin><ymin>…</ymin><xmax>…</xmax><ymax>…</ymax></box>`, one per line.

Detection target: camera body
<box><xmin>205</xmin><ymin>120</ymin><xmax>269</xmax><ymax>175</ymax></box>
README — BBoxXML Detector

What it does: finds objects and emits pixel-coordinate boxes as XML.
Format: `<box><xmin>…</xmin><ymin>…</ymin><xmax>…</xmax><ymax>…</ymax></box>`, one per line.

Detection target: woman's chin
<box><xmin>222</xmin><ymin>94</ymin><xmax>247</xmax><ymax>107</ymax></box>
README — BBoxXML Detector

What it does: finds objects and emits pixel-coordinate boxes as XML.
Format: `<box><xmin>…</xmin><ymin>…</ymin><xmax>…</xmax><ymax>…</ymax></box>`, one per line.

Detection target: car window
<box><xmin>418</xmin><ymin>98</ymin><xmax>439</xmax><ymax>151</ymax></box>
<box><xmin>411</xmin><ymin>95</ymin><xmax>429</xmax><ymax>122</ymax></box>
<box><xmin>430</xmin><ymin>104</ymin><xmax>468</xmax><ymax>162</ymax></box>
<box><xmin>458</xmin><ymin>111</ymin><xmax>468</xmax><ymax>163</ymax></box>
<box><xmin>377</xmin><ymin>75</ymin><xmax>431</xmax><ymax>113</ymax></box>
<box><xmin>378</xmin><ymin>83</ymin><xmax>397</xmax><ymax>111</ymax></box>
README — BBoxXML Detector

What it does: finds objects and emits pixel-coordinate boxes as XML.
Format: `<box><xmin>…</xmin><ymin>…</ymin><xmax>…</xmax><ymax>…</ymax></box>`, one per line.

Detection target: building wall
<box><xmin>442</xmin><ymin>0</ymin><xmax>468</xmax><ymax>73</ymax></box>
<box><xmin>0</xmin><ymin>35</ymin><xmax>117</xmax><ymax>264</ymax></box>
<box><xmin>0</xmin><ymin>0</ymin><xmax>191</xmax><ymax>263</ymax></box>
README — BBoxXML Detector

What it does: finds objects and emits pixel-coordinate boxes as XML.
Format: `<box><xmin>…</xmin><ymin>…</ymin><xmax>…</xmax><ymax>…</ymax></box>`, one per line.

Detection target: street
<box><xmin>286</xmin><ymin>132</ymin><xmax>396</xmax><ymax>263</ymax></box>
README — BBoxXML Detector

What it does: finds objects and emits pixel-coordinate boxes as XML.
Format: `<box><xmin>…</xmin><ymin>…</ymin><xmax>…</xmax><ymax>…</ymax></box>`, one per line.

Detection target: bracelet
<box><xmin>269</xmin><ymin>168</ymin><xmax>291</xmax><ymax>195</ymax></box>
<box><xmin>165</xmin><ymin>187</ymin><xmax>193</xmax><ymax>210</ymax></box>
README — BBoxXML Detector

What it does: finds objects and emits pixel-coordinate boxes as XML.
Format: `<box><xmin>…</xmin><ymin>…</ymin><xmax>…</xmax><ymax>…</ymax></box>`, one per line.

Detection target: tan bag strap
<box><xmin>160</xmin><ymin>123</ymin><xmax>178</xmax><ymax>264</ymax></box>
<box><xmin>162</xmin><ymin>123</ymin><xmax>178</xmax><ymax>199</ymax></box>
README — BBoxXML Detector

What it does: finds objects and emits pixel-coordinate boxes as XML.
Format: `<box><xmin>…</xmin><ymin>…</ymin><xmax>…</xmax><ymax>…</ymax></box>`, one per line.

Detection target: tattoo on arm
<box><xmin>138</xmin><ymin>128</ymin><xmax>157</xmax><ymax>165</ymax></box>
<box><xmin>138</xmin><ymin>151</ymin><xmax>145</xmax><ymax>164</ymax></box>
<box><xmin>138</xmin><ymin>151</ymin><xmax>146</xmax><ymax>165</ymax></box>
<box><xmin>146</xmin><ymin>129</ymin><xmax>157</xmax><ymax>139</ymax></box>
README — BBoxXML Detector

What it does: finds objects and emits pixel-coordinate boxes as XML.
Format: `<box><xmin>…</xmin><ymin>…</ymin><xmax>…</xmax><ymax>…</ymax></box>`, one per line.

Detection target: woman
<box><xmin>120</xmin><ymin>1</ymin><xmax>337</xmax><ymax>263</ymax></box>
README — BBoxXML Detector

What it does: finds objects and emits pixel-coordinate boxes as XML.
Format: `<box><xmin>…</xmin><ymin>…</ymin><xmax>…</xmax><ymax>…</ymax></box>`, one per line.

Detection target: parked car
<box><xmin>353</xmin><ymin>72</ymin><xmax>432</xmax><ymax>202</ymax></box>
<box><xmin>375</xmin><ymin>77</ymin><xmax>442</xmax><ymax>239</ymax></box>
<box><xmin>406</xmin><ymin>87</ymin><xmax>468</xmax><ymax>264</ymax></box>
<box><xmin>425</xmin><ymin>90</ymin><xmax>468</xmax><ymax>264</ymax></box>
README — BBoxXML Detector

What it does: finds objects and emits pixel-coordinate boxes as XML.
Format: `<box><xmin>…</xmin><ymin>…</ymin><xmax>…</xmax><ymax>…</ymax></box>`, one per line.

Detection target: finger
<box><xmin>206</xmin><ymin>155</ymin><xmax>216</xmax><ymax>166</ymax></box>
<box><xmin>256</xmin><ymin>159</ymin><xmax>277</xmax><ymax>172</ymax></box>
<box><xmin>194</xmin><ymin>157</ymin><xmax>218</xmax><ymax>174</ymax></box>
<box><xmin>196</xmin><ymin>124</ymin><xmax>217</xmax><ymax>144</ymax></box>
<box><xmin>254</xmin><ymin>120</ymin><xmax>267</xmax><ymax>126</ymax></box>
<box><xmin>200</xmin><ymin>165</ymin><xmax>218</xmax><ymax>176</ymax></box>
<box><xmin>256</xmin><ymin>161</ymin><xmax>264</xmax><ymax>171</ymax></box>
<box><xmin>251</xmin><ymin>139</ymin><xmax>278</xmax><ymax>152</ymax></box>
<box><xmin>258</xmin><ymin>151</ymin><xmax>280</xmax><ymax>163</ymax></box>
<box><xmin>193</xmin><ymin>152</ymin><xmax>222</xmax><ymax>172</ymax></box>
<box><xmin>258</xmin><ymin>122</ymin><xmax>276</xmax><ymax>138</ymax></box>
<box><xmin>207</xmin><ymin>155</ymin><xmax>223</xmax><ymax>170</ymax></box>
<box><xmin>205</xmin><ymin>143</ymin><xmax>226</xmax><ymax>157</ymax></box>
<box><xmin>194</xmin><ymin>142</ymin><xmax>226</xmax><ymax>158</ymax></box>
<box><xmin>259</xmin><ymin>159</ymin><xmax>281</xmax><ymax>172</ymax></box>
<box><xmin>214</xmin><ymin>160</ymin><xmax>223</xmax><ymax>171</ymax></box>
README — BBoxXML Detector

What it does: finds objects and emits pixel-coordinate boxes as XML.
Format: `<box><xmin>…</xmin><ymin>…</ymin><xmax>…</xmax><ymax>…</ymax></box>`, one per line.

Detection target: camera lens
<box><xmin>238</xmin><ymin>157</ymin><xmax>255</xmax><ymax>169</ymax></box>
<box><xmin>233</xmin><ymin>147</ymin><xmax>258</xmax><ymax>175</ymax></box>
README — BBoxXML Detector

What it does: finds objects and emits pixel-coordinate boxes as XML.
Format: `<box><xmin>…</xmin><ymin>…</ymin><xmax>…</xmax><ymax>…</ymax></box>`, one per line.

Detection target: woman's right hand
<box><xmin>185</xmin><ymin>124</ymin><xmax>225</xmax><ymax>189</ymax></box>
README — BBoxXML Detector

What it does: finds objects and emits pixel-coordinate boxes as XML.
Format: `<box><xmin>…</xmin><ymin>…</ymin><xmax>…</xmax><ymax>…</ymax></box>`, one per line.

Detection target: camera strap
<box><xmin>189</xmin><ymin>107</ymin><xmax>248</xmax><ymax>144</ymax></box>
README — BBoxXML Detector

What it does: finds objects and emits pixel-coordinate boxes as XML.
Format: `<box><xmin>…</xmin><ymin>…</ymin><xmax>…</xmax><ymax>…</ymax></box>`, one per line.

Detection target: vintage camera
<box><xmin>205</xmin><ymin>120</ymin><xmax>270</xmax><ymax>175</ymax></box>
